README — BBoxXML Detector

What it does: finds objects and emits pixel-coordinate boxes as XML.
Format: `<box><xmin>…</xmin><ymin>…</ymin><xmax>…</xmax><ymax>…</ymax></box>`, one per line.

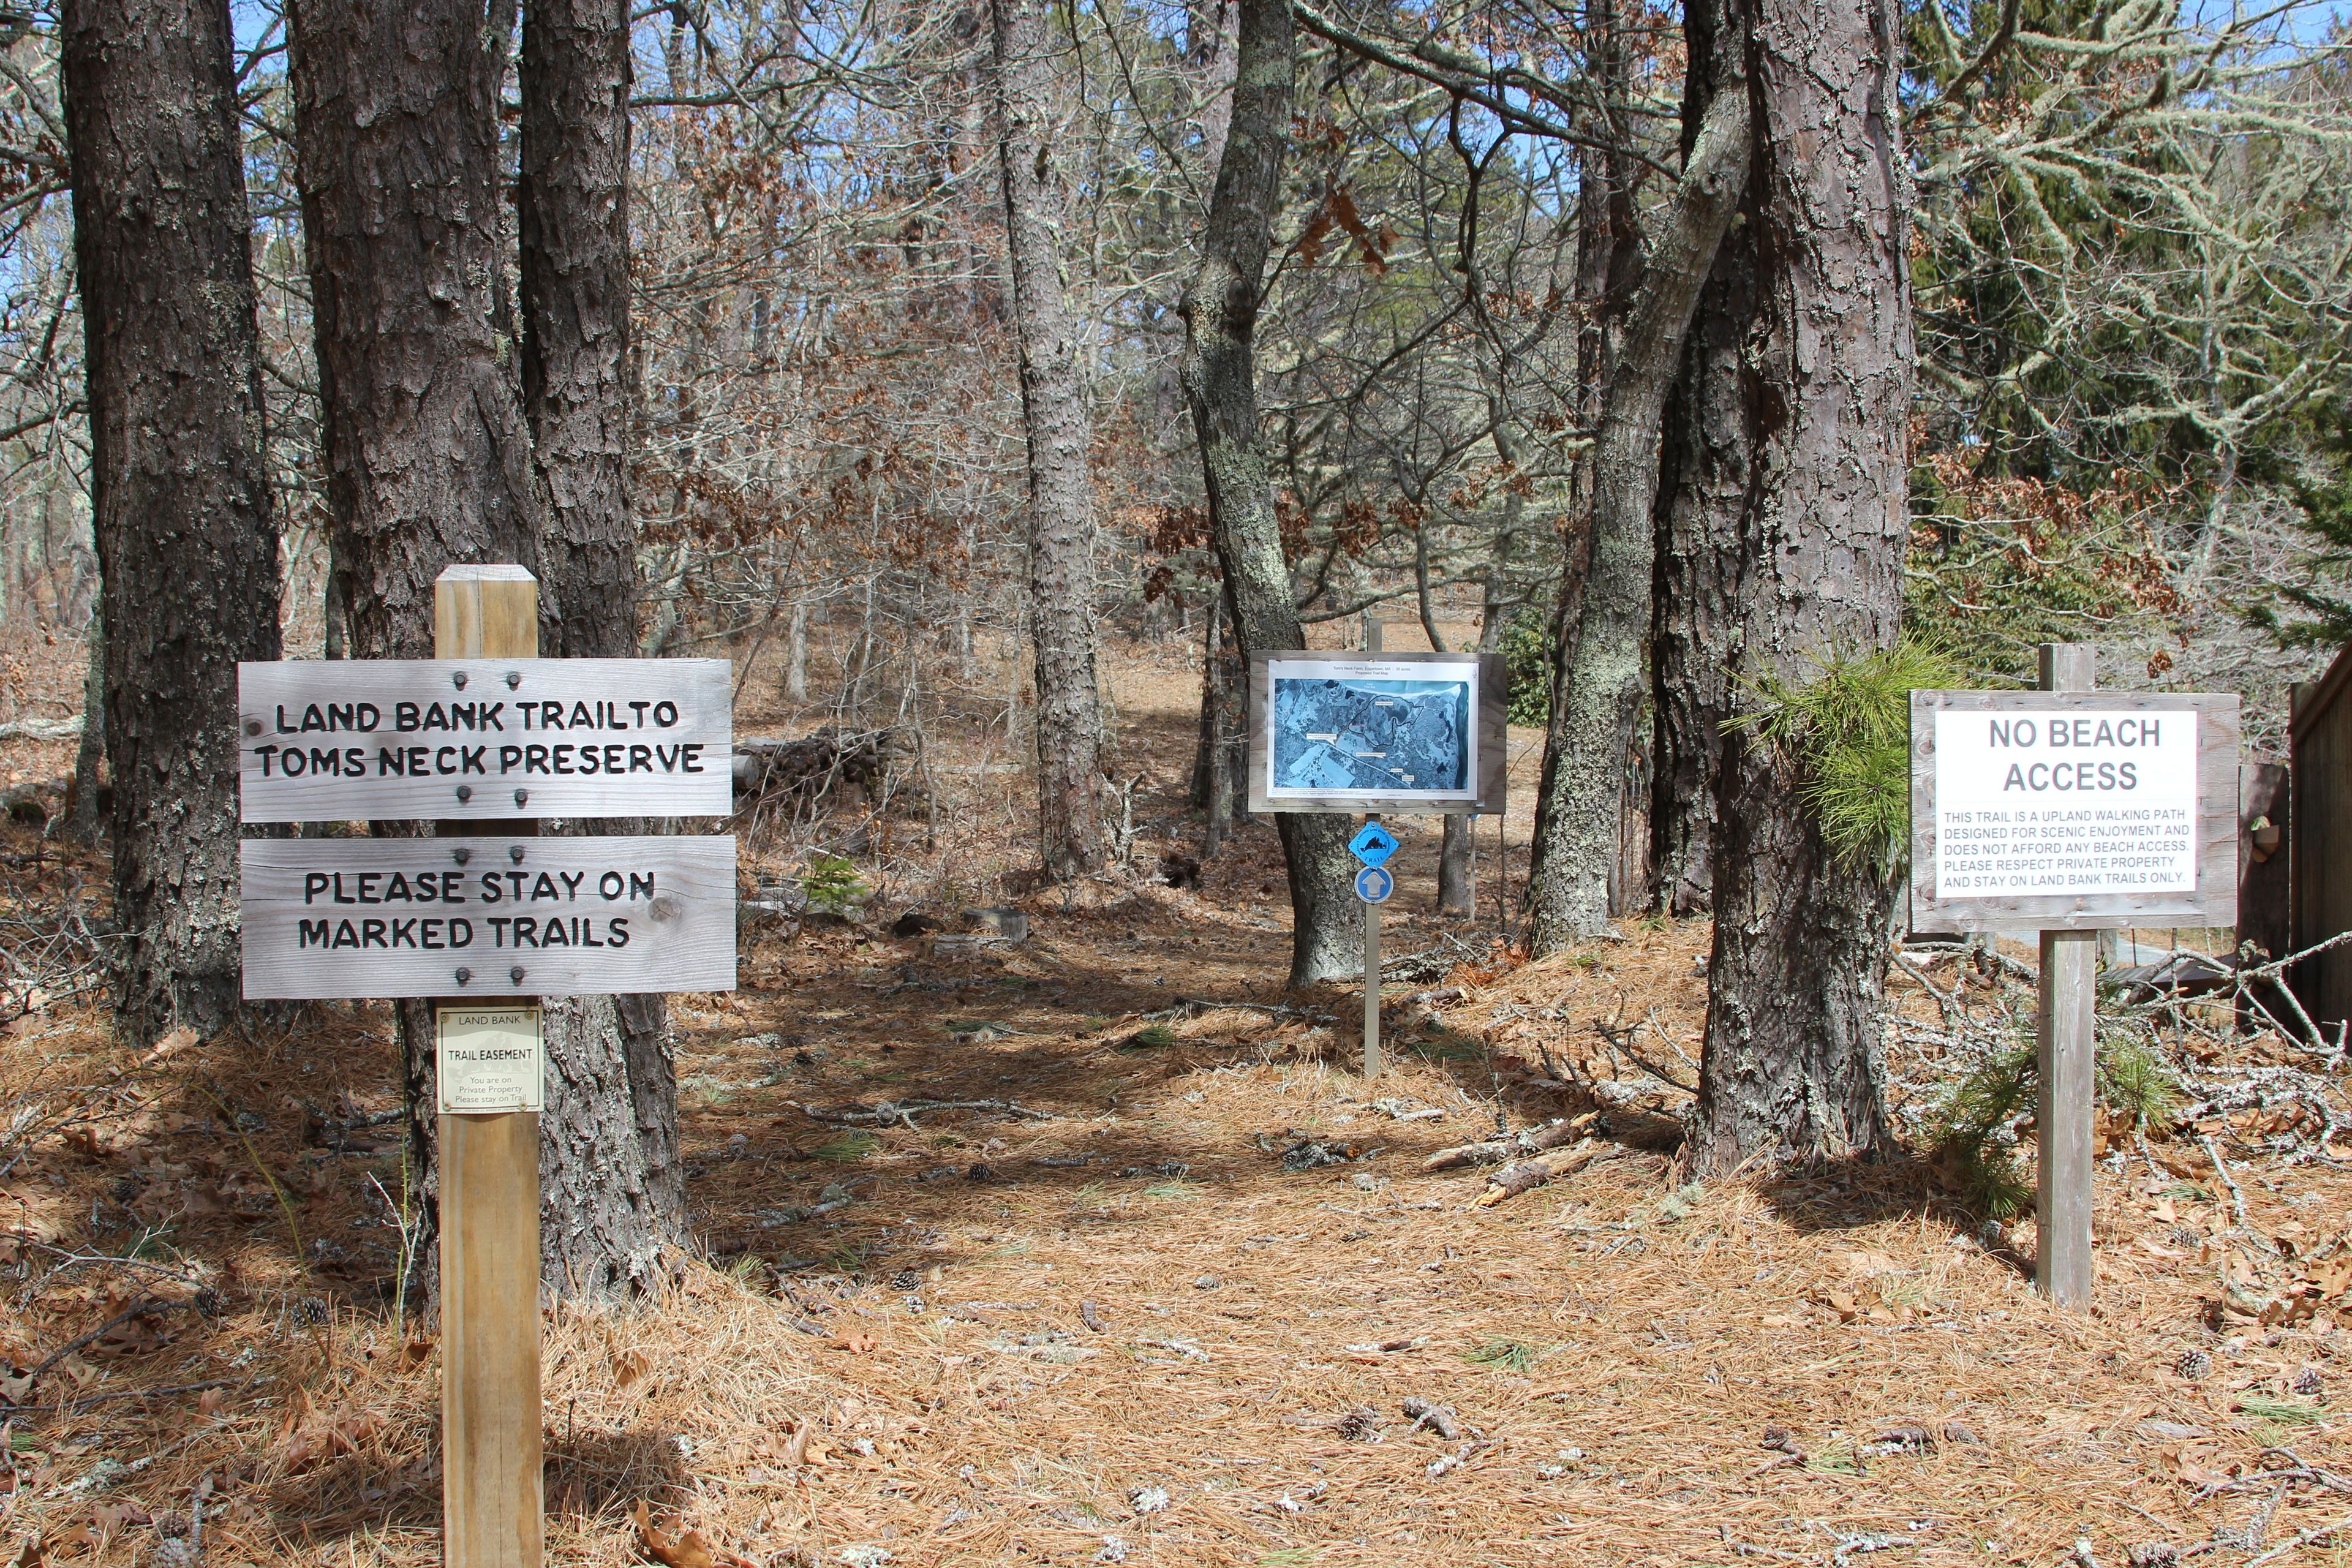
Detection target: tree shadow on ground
<box><xmin>1755</xmin><ymin>1150</ymin><xmax>2033</xmax><ymax>1275</ymax></box>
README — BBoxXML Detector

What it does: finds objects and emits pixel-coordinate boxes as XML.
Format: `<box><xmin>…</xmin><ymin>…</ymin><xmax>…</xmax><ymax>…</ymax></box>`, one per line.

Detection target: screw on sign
<box><xmin>1355</xmin><ymin>865</ymin><xmax>1394</xmax><ymax>903</ymax></box>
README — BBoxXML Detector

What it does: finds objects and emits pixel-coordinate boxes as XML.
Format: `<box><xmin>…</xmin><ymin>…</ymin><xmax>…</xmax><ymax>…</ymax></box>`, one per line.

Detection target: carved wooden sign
<box><xmin>239</xmin><ymin>835</ymin><xmax>737</xmax><ymax>998</ymax></box>
<box><xmin>236</xmin><ymin>658</ymin><xmax>733</xmax><ymax>821</ymax></box>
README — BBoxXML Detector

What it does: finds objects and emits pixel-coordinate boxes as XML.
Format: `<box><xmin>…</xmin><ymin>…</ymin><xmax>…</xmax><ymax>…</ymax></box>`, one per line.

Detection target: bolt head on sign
<box><xmin>1354</xmin><ymin>865</ymin><xmax>1394</xmax><ymax>904</ymax></box>
<box><xmin>1348</xmin><ymin>823</ymin><xmax>1400</xmax><ymax>867</ymax></box>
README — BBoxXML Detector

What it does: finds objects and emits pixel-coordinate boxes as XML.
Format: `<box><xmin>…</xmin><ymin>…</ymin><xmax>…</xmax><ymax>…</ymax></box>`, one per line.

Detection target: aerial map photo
<box><xmin>1267</xmin><ymin>662</ymin><xmax>1476</xmax><ymax>798</ymax></box>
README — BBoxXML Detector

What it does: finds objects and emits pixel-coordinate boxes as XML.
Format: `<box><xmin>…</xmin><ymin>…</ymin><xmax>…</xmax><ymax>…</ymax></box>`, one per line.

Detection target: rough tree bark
<box><xmin>61</xmin><ymin>0</ymin><xmax>282</xmax><ymax>1041</ymax></box>
<box><xmin>1177</xmin><ymin>0</ymin><xmax>1358</xmax><ymax>986</ymax></box>
<box><xmin>1691</xmin><ymin>0</ymin><xmax>1913</xmax><ymax>1172</ymax></box>
<box><xmin>290</xmin><ymin>0</ymin><xmax>545</xmax><ymax>666</ymax></box>
<box><xmin>1647</xmin><ymin>0</ymin><xmax>1758</xmax><ymax>918</ymax></box>
<box><xmin>1521</xmin><ymin>77</ymin><xmax>1752</xmax><ymax>954</ymax></box>
<box><xmin>519</xmin><ymin>0</ymin><xmax>683</xmax><ymax>1297</ymax></box>
<box><xmin>992</xmin><ymin>0</ymin><xmax>1112</xmax><ymax>880</ymax></box>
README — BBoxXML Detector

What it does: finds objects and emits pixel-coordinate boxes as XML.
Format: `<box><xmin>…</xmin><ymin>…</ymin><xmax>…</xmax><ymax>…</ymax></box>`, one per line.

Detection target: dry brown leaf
<box><xmin>831</xmin><ymin>1332</ymin><xmax>878</xmax><ymax>1354</ymax></box>
<box><xmin>630</xmin><ymin>1501</ymin><xmax>754</xmax><ymax>1568</ymax></box>
<box><xmin>613</xmin><ymin>1345</ymin><xmax>652</xmax><ymax>1389</ymax></box>
<box><xmin>195</xmin><ymin>1387</ymin><xmax>225</xmax><ymax>1416</ymax></box>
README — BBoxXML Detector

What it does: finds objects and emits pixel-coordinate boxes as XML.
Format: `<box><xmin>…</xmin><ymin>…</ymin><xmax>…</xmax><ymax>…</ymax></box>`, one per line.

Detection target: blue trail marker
<box><xmin>1354</xmin><ymin>865</ymin><xmax>1394</xmax><ymax>904</ymax></box>
<box><xmin>1348</xmin><ymin>822</ymin><xmax>1400</xmax><ymax>867</ymax></box>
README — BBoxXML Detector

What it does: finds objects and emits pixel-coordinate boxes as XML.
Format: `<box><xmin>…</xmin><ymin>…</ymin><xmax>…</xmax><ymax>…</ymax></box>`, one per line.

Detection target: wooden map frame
<box><xmin>1246</xmin><ymin>650</ymin><xmax>1509</xmax><ymax>815</ymax></box>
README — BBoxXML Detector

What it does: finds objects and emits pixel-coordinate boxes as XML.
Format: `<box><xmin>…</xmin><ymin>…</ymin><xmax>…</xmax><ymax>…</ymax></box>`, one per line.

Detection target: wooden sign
<box><xmin>1245</xmin><ymin>650</ymin><xmax>1509</xmax><ymax>815</ymax></box>
<box><xmin>239</xmin><ymin>835</ymin><xmax>737</xmax><ymax>998</ymax></box>
<box><xmin>1910</xmin><ymin>690</ymin><xmax>2239</xmax><ymax>933</ymax></box>
<box><xmin>236</xmin><ymin>658</ymin><xmax>733</xmax><ymax>821</ymax></box>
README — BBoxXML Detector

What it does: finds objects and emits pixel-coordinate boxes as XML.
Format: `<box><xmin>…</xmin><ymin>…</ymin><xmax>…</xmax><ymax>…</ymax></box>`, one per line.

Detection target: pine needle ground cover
<box><xmin>0</xmin><ymin>637</ymin><xmax>2343</xmax><ymax>1567</ymax></box>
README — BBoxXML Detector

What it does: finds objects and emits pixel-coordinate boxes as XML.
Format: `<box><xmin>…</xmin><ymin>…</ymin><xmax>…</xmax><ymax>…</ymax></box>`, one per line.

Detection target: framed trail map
<box><xmin>1247</xmin><ymin>651</ymin><xmax>1509</xmax><ymax>815</ymax></box>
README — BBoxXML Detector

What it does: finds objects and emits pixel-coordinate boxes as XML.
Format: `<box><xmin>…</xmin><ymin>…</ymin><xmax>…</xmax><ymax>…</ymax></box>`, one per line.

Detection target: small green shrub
<box><xmin>802</xmin><ymin>853</ymin><xmax>867</xmax><ymax>916</ymax></box>
<box><xmin>1500</xmin><ymin>607</ymin><xmax>1553</xmax><ymax>726</ymax></box>
<box><xmin>812</xmin><ymin>1131</ymin><xmax>881</xmax><ymax>1162</ymax></box>
<box><xmin>1931</xmin><ymin>1025</ymin><xmax>2180</xmax><ymax>1220</ymax></box>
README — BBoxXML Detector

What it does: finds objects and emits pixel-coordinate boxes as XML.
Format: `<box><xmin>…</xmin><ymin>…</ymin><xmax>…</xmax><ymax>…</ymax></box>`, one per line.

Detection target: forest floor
<box><xmin>0</xmin><ymin>632</ymin><xmax>2346</xmax><ymax>1566</ymax></box>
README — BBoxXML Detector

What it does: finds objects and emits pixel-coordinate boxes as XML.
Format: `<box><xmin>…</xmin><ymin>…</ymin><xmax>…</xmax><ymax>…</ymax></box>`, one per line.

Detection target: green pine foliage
<box><xmin>1728</xmin><ymin>640</ymin><xmax>1959</xmax><ymax>871</ymax></box>
<box><xmin>1931</xmin><ymin>1020</ymin><xmax>2180</xmax><ymax>1220</ymax></box>
<box><xmin>802</xmin><ymin>853</ymin><xmax>867</xmax><ymax>918</ymax></box>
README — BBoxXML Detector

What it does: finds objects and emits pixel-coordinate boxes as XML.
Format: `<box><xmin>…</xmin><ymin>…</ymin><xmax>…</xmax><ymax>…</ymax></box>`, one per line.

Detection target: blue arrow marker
<box><xmin>1349</xmin><ymin>823</ymin><xmax>1400</xmax><ymax>867</ymax></box>
<box><xmin>1354</xmin><ymin>865</ymin><xmax>1393</xmax><ymax>904</ymax></box>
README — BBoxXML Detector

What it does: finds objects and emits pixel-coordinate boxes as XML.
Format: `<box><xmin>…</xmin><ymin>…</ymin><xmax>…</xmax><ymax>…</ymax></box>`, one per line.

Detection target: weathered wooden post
<box><xmin>2035</xmin><ymin>643</ymin><xmax>2097</xmax><ymax>1307</ymax></box>
<box><xmin>1910</xmin><ymin>643</ymin><xmax>2238</xmax><ymax>1311</ymax></box>
<box><xmin>1362</xmin><ymin>612</ymin><xmax>1384</xmax><ymax>1078</ymax></box>
<box><xmin>434</xmin><ymin>564</ymin><xmax>543</xmax><ymax>1568</ymax></box>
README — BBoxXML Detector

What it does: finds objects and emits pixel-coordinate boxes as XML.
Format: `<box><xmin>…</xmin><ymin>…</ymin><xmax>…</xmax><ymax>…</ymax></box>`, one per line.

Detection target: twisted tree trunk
<box><xmin>1522</xmin><ymin>80</ymin><xmax>1752</xmax><ymax>954</ymax></box>
<box><xmin>1177</xmin><ymin>0</ymin><xmax>1357</xmax><ymax>986</ymax></box>
<box><xmin>1648</xmin><ymin>0</ymin><xmax>1759</xmax><ymax>919</ymax></box>
<box><xmin>61</xmin><ymin>0</ymin><xmax>282</xmax><ymax>1041</ymax></box>
<box><xmin>1692</xmin><ymin>0</ymin><xmax>1914</xmax><ymax>1172</ymax></box>
<box><xmin>992</xmin><ymin>0</ymin><xmax>1111</xmax><ymax>880</ymax></box>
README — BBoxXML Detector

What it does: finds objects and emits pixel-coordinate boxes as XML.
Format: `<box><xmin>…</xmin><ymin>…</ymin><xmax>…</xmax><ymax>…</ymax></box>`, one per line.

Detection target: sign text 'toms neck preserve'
<box><xmin>1932</xmin><ymin>708</ymin><xmax>2198</xmax><ymax>898</ymax></box>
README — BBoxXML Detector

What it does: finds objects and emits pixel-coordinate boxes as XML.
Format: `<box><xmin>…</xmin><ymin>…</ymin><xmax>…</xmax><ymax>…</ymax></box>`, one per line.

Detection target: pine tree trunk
<box><xmin>290</xmin><ymin>0</ymin><xmax>546</xmax><ymax>661</ymax></box>
<box><xmin>291</xmin><ymin>0</ymin><xmax>549</xmax><ymax>1292</ymax></box>
<box><xmin>1646</xmin><ymin>0</ymin><xmax>1758</xmax><ymax>919</ymax></box>
<box><xmin>519</xmin><ymin>0</ymin><xmax>682</xmax><ymax>1298</ymax></box>
<box><xmin>992</xmin><ymin>0</ymin><xmax>1110</xmax><ymax>880</ymax></box>
<box><xmin>1691</xmin><ymin>0</ymin><xmax>1913</xmax><ymax>1174</ymax></box>
<box><xmin>1177</xmin><ymin>0</ymin><xmax>1357</xmax><ymax>986</ymax></box>
<box><xmin>1522</xmin><ymin>72</ymin><xmax>1751</xmax><ymax>954</ymax></box>
<box><xmin>62</xmin><ymin>0</ymin><xmax>282</xmax><ymax>1042</ymax></box>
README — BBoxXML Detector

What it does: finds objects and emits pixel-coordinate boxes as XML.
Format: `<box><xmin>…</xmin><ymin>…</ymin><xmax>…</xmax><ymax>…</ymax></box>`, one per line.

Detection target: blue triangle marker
<box><xmin>1349</xmin><ymin>823</ymin><xmax>1399</xmax><ymax>867</ymax></box>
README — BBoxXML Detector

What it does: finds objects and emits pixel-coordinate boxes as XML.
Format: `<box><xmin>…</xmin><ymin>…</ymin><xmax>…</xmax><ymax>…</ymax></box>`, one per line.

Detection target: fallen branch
<box><xmin>1422</xmin><ymin>1114</ymin><xmax>1595</xmax><ymax>1172</ymax></box>
<box><xmin>1472</xmin><ymin>1140</ymin><xmax>1599</xmax><ymax>1207</ymax></box>
<box><xmin>0</xmin><ymin>715</ymin><xmax>81</xmax><ymax>741</ymax></box>
<box><xmin>800</xmin><ymin>1098</ymin><xmax>1049</xmax><ymax>1127</ymax></box>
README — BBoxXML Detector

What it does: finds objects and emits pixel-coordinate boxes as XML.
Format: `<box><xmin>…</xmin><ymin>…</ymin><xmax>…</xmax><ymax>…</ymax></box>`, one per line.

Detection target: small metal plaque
<box><xmin>436</xmin><ymin>1005</ymin><xmax>545</xmax><ymax>1114</ymax></box>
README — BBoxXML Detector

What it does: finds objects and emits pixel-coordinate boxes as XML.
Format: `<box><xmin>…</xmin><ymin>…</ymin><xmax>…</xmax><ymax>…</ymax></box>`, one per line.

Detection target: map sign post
<box><xmin>1248</xmin><ymin>628</ymin><xmax>1507</xmax><ymax>1076</ymax></box>
<box><xmin>1912</xmin><ymin>645</ymin><xmax>2238</xmax><ymax>1307</ymax></box>
<box><xmin>238</xmin><ymin>565</ymin><xmax>736</xmax><ymax>1568</ymax></box>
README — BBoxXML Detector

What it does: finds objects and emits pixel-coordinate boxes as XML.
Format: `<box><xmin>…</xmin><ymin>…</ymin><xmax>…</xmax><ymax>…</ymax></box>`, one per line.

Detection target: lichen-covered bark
<box><xmin>992</xmin><ymin>0</ymin><xmax>1110</xmax><ymax>878</ymax></box>
<box><xmin>1648</xmin><ymin>0</ymin><xmax>1758</xmax><ymax>919</ymax></box>
<box><xmin>1692</xmin><ymin>0</ymin><xmax>1913</xmax><ymax>1173</ymax></box>
<box><xmin>1177</xmin><ymin>0</ymin><xmax>1357</xmax><ymax>986</ymax></box>
<box><xmin>1523</xmin><ymin>81</ymin><xmax>1752</xmax><ymax>954</ymax></box>
<box><xmin>61</xmin><ymin>0</ymin><xmax>282</xmax><ymax>1042</ymax></box>
<box><xmin>519</xmin><ymin>0</ymin><xmax>683</xmax><ymax>1298</ymax></box>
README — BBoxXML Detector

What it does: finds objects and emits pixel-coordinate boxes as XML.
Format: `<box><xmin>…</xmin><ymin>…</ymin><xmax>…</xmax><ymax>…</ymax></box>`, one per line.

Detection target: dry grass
<box><xmin>0</xmin><ymin>635</ymin><xmax>2344</xmax><ymax>1566</ymax></box>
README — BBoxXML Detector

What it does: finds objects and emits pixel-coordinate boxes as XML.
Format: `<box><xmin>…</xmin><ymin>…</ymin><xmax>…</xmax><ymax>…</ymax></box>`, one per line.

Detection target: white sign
<box><xmin>1932</xmin><ymin>708</ymin><xmax>2199</xmax><ymax>899</ymax></box>
<box><xmin>239</xmin><ymin>835</ymin><xmax>737</xmax><ymax>998</ymax></box>
<box><xmin>437</xmin><ymin>1005</ymin><xmax>544</xmax><ymax>1114</ymax></box>
<box><xmin>236</xmin><ymin>658</ymin><xmax>733</xmax><ymax>822</ymax></box>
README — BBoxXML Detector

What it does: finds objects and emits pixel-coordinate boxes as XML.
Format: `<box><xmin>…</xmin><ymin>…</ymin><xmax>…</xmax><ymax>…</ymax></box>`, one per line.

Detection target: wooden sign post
<box><xmin>1911</xmin><ymin>644</ymin><xmax>2239</xmax><ymax>1307</ymax></box>
<box><xmin>434</xmin><ymin>565</ymin><xmax>543</xmax><ymax>1568</ymax></box>
<box><xmin>1363</xmin><ymin>615</ymin><xmax>1383</xmax><ymax>1078</ymax></box>
<box><xmin>2035</xmin><ymin>645</ymin><xmax>2099</xmax><ymax>1306</ymax></box>
<box><xmin>237</xmin><ymin>565</ymin><xmax>737</xmax><ymax>1566</ymax></box>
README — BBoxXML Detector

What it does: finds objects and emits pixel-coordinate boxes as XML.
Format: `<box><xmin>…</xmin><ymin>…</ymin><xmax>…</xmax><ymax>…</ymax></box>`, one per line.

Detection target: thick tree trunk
<box><xmin>290</xmin><ymin>0</ymin><xmax>545</xmax><ymax>665</ymax></box>
<box><xmin>1177</xmin><ymin>0</ymin><xmax>1357</xmax><ymax>986</ymax></box>
<box><xmin>292</xmin><ymin>0</ymin><xmax>547</xmax><ymax>1293</ymax></box>
<box><xmin>1522</xmin><ymin>84</ymin><xmax>1751</xmax><ymax>954</ymax></box>
<box><xmin>62</xmin><ymin>0</ymin><xmax>282</xmax><ymax>1042</ymax></box>
<box><xmin>1647</xmin><ymin>0</ymin><xmax>1758</xmax><ymax>919</ymax></box>
<box><xmin>519</xmin><ymin>0</ymin><xmax>682</xmax><ymax>1298</ymax></box>
<box><xmin>1691</xmin><ymin>0</ymin><xmax>1913</xmax><ymax>1174</ymax></box>
<box><xmin>992</xmin><ymin>0</ymin><xmax>1111</xmax><ymax>880</ymax></box>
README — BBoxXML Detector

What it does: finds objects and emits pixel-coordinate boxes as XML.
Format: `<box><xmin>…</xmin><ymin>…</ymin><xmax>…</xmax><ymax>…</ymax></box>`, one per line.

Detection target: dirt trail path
<box><xmin>0</xmin><ymin>641</ymin><xmax>2342</xmax><ymax>1565</ymax></box>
